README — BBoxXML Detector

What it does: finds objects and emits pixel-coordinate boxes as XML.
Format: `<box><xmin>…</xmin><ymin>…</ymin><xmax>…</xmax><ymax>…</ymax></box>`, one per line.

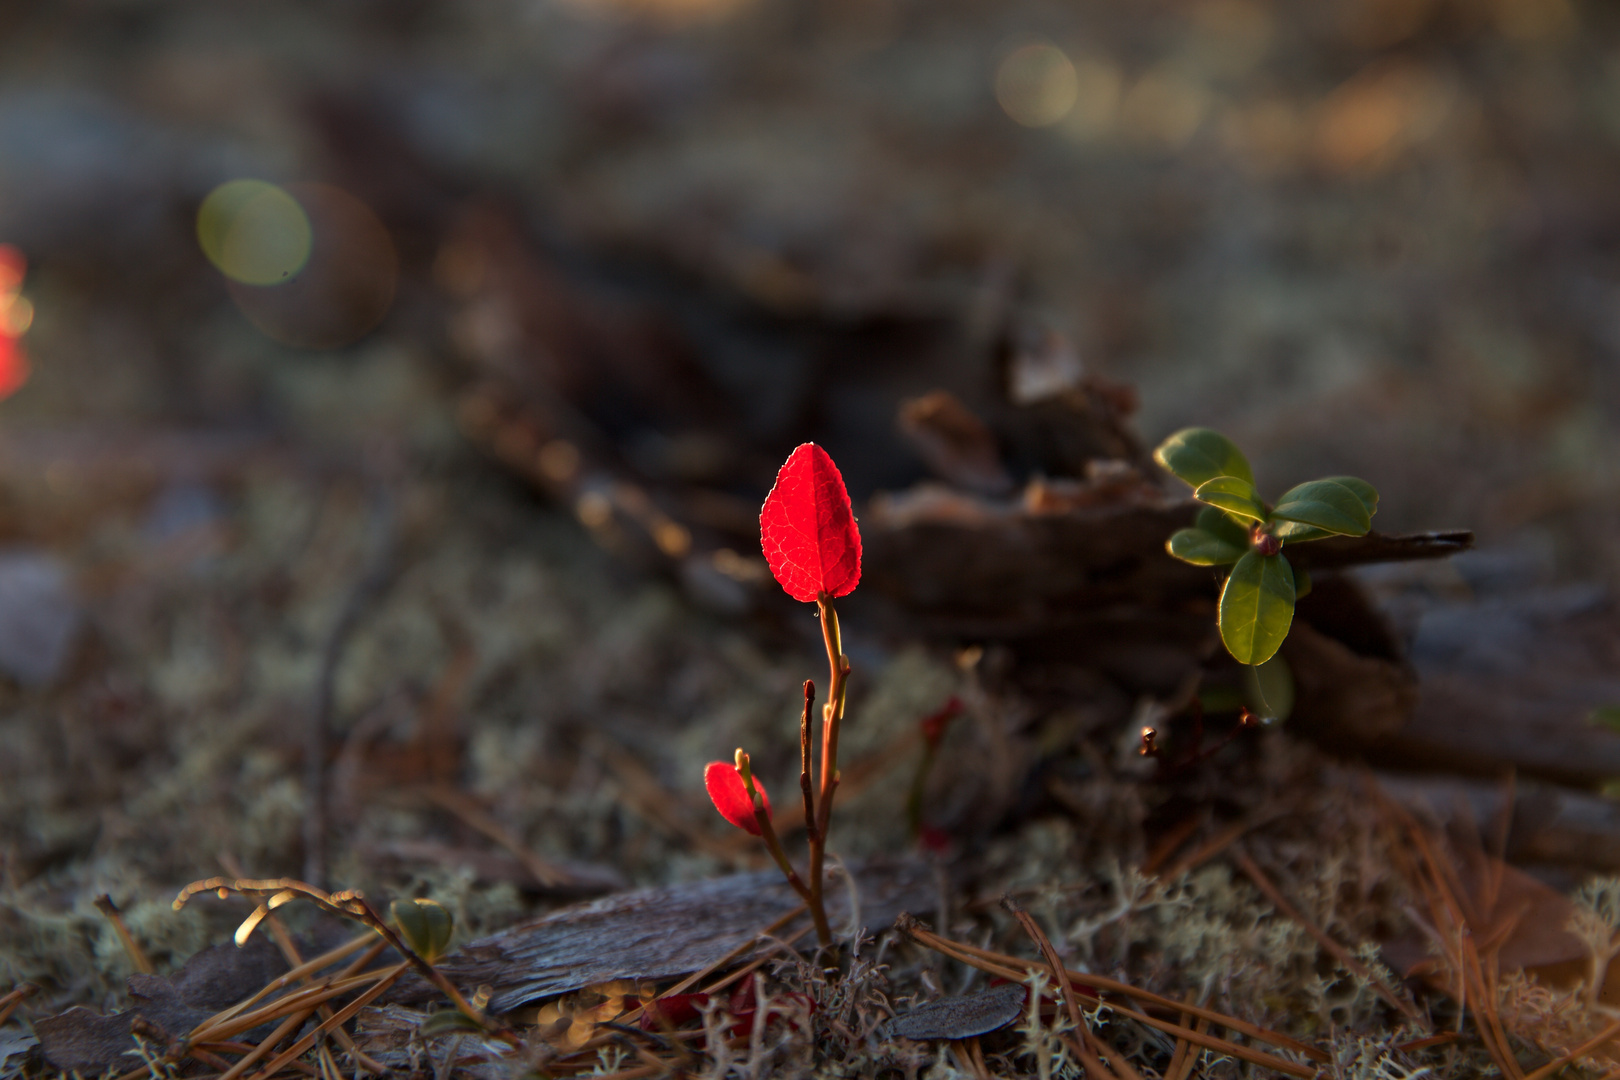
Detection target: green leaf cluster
<box><xmin>1154</xmin><ymin>429</ymin><xmax>1378</xmax><ymax>667</ymax></box>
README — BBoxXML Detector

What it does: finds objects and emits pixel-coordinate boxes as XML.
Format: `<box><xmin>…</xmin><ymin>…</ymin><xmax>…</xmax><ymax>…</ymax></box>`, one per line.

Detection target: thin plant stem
<box><xmin>806</xmin><ymin>595</ymin><xmax>850</xmax><ymax>949</ymax></box>
<box><xmin>799</xmin><ymin>680</ymin><xmax>817</xmax><ymax>844</ymax></box>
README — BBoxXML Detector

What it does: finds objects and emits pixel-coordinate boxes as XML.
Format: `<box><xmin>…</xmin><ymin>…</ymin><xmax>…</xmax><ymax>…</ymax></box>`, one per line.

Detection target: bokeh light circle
<box><xmin>225</xmin><ymin>183</ymin><xmax>398</xmax><ymax>349</ymax></box>
<box><xmin>197</xmin><ymin>180</ymin><xmax>314</xmax><ymax>285</ymax></box>
<box><xmin>996</xmin><ymin>43</ymin><xmax>1080</xmax><ymax>128</ymax></box>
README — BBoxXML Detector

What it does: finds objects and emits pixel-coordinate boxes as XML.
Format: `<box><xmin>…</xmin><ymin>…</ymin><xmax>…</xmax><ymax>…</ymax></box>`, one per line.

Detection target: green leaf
<box><xmin>391</xmin><ymin>898</ymin><xmax>454</xmax><ymax>963</ymax></box>
<box><xmin>1194</xmin><ymin>476</ymin><xmax>1268</xmax><ymax>523</ymax></box>
<box><xmin>1243</xmin><ymin>654</ymin><xmax>1295</xmax><ymax>723</ymax></box>
<box><xmin>1196</xmin><ymin>506</ymin><xmax>1252</xmax><ymax>550</ymax></box>
<box><xmin>420</xmin><ymin>1010</ymin><xmax>487</xmax><ymax>1037</ymax></box>
<box><xmin>1270</xmin><ymin>479</ymin><xmax>1372</xmax><ymax>537</ymax></box>
<box><xmin>1153</xmin><ymin>428</ymin><xmax>1255</xmax><ymax>489</ymax></box>
<box><xmin>1275</xmin><ymin>520</ymin><xmax>1334</xmax><ymax>544</ymax></box>
<box><xmin>1218</xmin><ymin>551</ymin><xmax>1296</xmax><ymax>665</ymax></box>
<box><xmin>1321</xmin><ymin>475</ymin><xmax>1378</xmax><ymax>518</ymax></box>
<box><xmin>1589</xmin><ymin>705</ymin><xmax>1620</xmax><ymax>733</ymax></box>
<box><xmin>1167</xmin><ymin>527</ymin><xmax>1245</xmax><ymax>566</ymax></box>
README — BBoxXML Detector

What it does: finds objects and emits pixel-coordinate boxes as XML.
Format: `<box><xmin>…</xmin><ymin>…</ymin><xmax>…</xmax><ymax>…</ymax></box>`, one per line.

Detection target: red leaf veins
<box><xmin>759</xmin><ymin>443</ymin><xmax>862</xmax><ymax>603</ymax></box>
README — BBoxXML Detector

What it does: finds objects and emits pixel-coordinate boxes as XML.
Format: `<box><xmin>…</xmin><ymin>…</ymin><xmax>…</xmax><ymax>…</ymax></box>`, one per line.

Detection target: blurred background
<box><xmin>3</xmin><ymin>0</ymin><xmax>1620</xmax><ymax>1007</ymax></box>
<box><xmin>2</xmin><ymin>0</ymin><xmax>1618</xmax><ymax>554</ymax></box>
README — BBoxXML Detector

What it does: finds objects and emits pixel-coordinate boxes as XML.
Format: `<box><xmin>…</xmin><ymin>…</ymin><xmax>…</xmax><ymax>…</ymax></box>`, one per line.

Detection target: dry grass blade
<box><xmin>1461</xmin><ymin>927</ymin><xmax>1524</xmax><ymax>1080</ymax></box>
<box><xmin>1375</xmin><ymin>784</ymin><xmax>1536</xmax><ymax>1078</ymax></box>
<box><xmin>596</xmin><ymin>745</ymin><xmax>740</xmax><ymax>857</ymax></box>
<box><xmin>1232</xmin><ymin>847</ymin><xmax>1421</xmax><ymax>1020</ymax></box>
<box><xmin>1161</xmin><ymin>994</ymin><xmax>1202</xmax><ymax>1080</ymax></box>
<box><xmin>424</xmin><ymin>785</ymin><xmax>574</xmax><ymax>889</ymax></box>
<box><xmin>1003</xmin><ymin>896</ymin><xmax>1124</xmax><ymax>1080</ymax></box>
<box><xmin>241</xmin><ymin>961</ymin><xmax>410</xmax><ymax>1080</ymax></box>
<box><xmin>93</xmin><ymin>895</ymin><xmax>155</xmax><ymax>974</ymax></box>
<box><xmin>214</xmin><ymin>1005</ymin><xmax>315</xmax><ymax>1080</ymax></box>
<box><xmin>898</xmin><ymin>914</ymin><xmax>1324</xmax><ymax>1062</ymax></box>
<box><xmin>1151</xmin><ymin>804</ymin><xmax>1290</xmax><ymax>882</ymax></box>
<box><xmin>0</xmin><ymin>983</ymin><xmax>37</xmax><ymax>1028</ymax></box>
<box><xmin>619</xmin><ymin>905</ymin><xmax>806</xmax><ymax>1026</ymax></box>
<box><xmin>896</xmin><ymin>915</ymin><xmax>1318</xmax><ymax>1077</ymax></box>
<box><xmin>193</xmin><ymin>933</ymin><xmax>378</xmax><ymax>1034</ymax></box>
<box><xmin>1521</xmin><ymin>1016</ymin><xmax>1620</xmax><ymax>1080</ymax></box>
<box><xmin>189</xmin><ymin>967</ymin><xmax>386</xmax><ymax>1044</ymax></box>
<box><xmin>259</xmin><ymin>909</ymin><xmax>385</xmax><ymax>1075</ymax></box>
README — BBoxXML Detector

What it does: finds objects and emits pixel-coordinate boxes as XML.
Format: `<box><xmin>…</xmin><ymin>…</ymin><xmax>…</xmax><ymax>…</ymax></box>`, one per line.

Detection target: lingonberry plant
<box><xmin>1155</xmin><ymin>428</ymin><xmax>1378</xmax><ymax>667</ymax></box>
<box><xmin>705</xmin><ymin>442</ymin><xmax>860</xmax><ymax>947</ymax></box>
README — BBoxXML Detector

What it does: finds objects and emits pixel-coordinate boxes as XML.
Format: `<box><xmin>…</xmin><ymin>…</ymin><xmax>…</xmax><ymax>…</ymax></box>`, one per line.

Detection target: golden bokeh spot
<box><xmin>711</xmin><ymin>548</ymin><xmax>767</xmax><ymax>584</ymax></box>
<box><xmin>1120</xmin><ymin>66</ymin><xmax>1210</xmax><ymax>149</ymax></box>
<box><xmin>653</xmin><ymin>517</ymin><xmax>692</xmax><ymax>559</ymax></box>
<box><xmin>576</xmin><ymin>491</ymin><xmax>613</xmax><ymax>530</ymax></box>
<box><xmin>1314</xmin><ymin>61</ymin><xmax>1456</xmax><ymax>175</ymax></box>
<box><xmin>1</xmin><ymin>295</ymin><xmax>33</xmax><ymax>337</ymax></box>
<box><xmin>1061</xmin><ymin>57</ymin><xmax>1123</xmax><ymax>142</ymax></box>
<box><xmin>996</xmin><ymin>43</ymin><xmax>1080</xmax><ymax>128</ymax></box>
<box><xmin>198</xmin><ymin>180</ymin><xmax>314</xmax><ymax>286</ymax></box>
<box><xmin>537</xmin><ymin>439</ymin><xmax>581</xmax><ymax>484</ymax></box>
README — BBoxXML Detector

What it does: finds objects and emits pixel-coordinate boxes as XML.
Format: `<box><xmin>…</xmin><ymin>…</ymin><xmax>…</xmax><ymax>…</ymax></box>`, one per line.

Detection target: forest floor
<box><xmin>4</xmin><ymin>0</ymin><xmax>1620</xmax><ymax>1077</ymax></box>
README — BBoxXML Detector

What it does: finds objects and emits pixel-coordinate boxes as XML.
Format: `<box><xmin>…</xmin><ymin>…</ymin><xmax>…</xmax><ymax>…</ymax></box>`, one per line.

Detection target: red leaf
<box><xmin>704</xmin><ymin>761</ymin><xmax>769</xmax><ymax>835</ymax></box>
<box><xmin>0</xmin><ymin>336</ymin><xmax>25</xmax><ymax>401</ymax></box>
<box><xmin>639</xmin><ymin>992</ymin><xmax>709</xmax><ymax>1030</ymax></box>
<box><xmin>0</xmin><ymin>246</ymin><xmax>28</xmax><ymax>401</ymax></box>
<box><xmin>759</xmin><ymin>443</ymin><xmax>861</xmax><ymax>603</ymax></box>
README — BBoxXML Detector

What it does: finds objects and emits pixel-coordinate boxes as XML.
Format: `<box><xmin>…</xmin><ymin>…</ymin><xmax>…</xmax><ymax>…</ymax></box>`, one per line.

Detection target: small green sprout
<box><xmin>390</xmin><ymin>897</ymin><xmax>454</xmax><ymax>964</ymax></box>
<box><xmin>1155</xmin><ymin>428</ymin><xmax>1378</xmax><ymax>667</ymax></box>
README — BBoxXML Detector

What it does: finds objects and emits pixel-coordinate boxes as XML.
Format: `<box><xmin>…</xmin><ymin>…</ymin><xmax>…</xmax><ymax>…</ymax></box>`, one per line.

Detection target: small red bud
<box><xmin>705</xmin><ymin>760</ymin><xmax>771</xmax><ymax>835</ymax></box>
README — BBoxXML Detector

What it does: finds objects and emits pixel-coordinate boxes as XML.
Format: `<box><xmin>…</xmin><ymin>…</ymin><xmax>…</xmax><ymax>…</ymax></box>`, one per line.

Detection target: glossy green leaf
<box><xmin>1153</xmin><ymin>428</ymin><xmax>1255</xmax><ymax>489</ymax></box>
<box><xmin>1321</xmin><ymin>475</ymin><xmax>1379</xmax><ymax>518</ymax></box>
<box><xmin>1275</xmin><ymin>520</ymin><xmax>1334</xmax><ymax>544</ymax></box>
<box><xmin>1243</xmin><ymin>654</ymin><xmax>1295</xmax><ymax>723</ymax></box>
<box><xmin>1167</xmin><ymin>527</ymin><xmax>1245</xmax><ymax>566</ymax></box>
<box><xmin>1194</xmin><ymin>476</ymin><xmax>1269</xmax><ymax>523</ymax></box>
<box><xmin>1196</xmin><ymin>506</ymin><xmax>1252</xmax><ymax>550</ymax></box>
<box><xmin>1270</xmin><ymin>479</ymin><xmax>1371</xmax><ymax>537</ymax></box>
<box><xmin>1218</xmin><ymin>551</ymin><xmax>1296</xmax><ymax>665</ymax></box>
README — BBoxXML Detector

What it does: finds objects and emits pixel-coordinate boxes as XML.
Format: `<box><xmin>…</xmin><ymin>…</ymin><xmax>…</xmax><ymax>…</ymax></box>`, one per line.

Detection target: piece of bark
<box><xmin>862</xmin><ymin>486</ymin><xmax>1471</xmax><ymax>637</ymax></box>
<box><xmin>36</xmin><ymin>942</ymin><xmax>284</xmax><ymax>1073</ymax></box>
<box><xmin>1369</xmin><ymin>666</ymin><xmax>1620</xmax><ymax>787</ymax></box>
<box><xmin>0</xmin><ymin>1029</ymin><xmax>36</xmax><ymax>1080</ymax></box>
<box><xmin>1283</xmin><ymin>531</ymin><xmax>1475</xmax><ymax>572</ymax></box>
<box><xmin>1279</xmin><ymin>622</ymin><xmax>1415</xmax><ymax>750</ymax></box>
<box><xmin>34</xmin><ymin>928</ymin><xmax>356</xmax><ymax>1073</ymax></box>
<box><xmin>1376</xmin><ymin>772</ymin><xmax>1620</xmax><ymax>873</ymax></box>
<box><xmin>884</xmin><ymin>983</ymin><xmax>1025</xmax><ymax>1041</ymax></box>
<box><xmin>434</xmin><ymin>858</ymin><xmax>933</xmax><ymax>1013</ymax></box>
<box><xmin>898</xmin><ymin>390</ymin><xmax>1012</xmax><ymax>496</ymax></box>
